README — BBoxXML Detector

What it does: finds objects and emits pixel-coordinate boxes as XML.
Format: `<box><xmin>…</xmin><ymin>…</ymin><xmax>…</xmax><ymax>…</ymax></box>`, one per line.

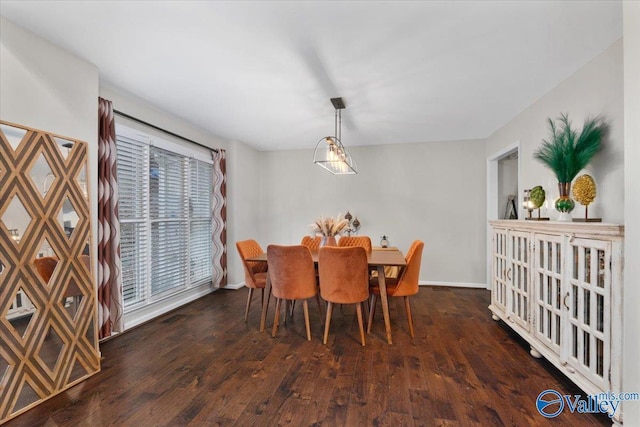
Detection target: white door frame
<box><xmin>486</xmin><ymin>141</ymin><xmax>520</xmax><ymax>288</ymax></box>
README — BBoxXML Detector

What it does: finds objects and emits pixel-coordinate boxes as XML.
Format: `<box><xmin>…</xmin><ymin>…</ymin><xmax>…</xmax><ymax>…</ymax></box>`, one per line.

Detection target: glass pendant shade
<box><xmin>313</xmin><ymin>136</ymin><xmax>357</xmax><ymax>175</ymax></box>
<box><xmin>313</xmin><ymin>97</ymin><xmax>357</xmax><ymax>175</ymax></box>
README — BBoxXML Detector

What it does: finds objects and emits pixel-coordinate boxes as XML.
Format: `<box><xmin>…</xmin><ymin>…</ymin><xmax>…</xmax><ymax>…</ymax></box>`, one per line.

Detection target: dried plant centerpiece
<box><xmin>311</xmin><ymin>214</ymin><xmax>349</xmax><ymax>246</ymax></box>
<box><xmin>533</xmin><ymin>113</ymin><xmax>606</xmax><ymax>221</ymax></box>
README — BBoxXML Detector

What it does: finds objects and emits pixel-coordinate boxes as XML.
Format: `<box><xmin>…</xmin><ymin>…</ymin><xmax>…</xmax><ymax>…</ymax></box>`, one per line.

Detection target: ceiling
<box><xmin>0</xmin><ymin>1</ymin><xmax>622</xmax><ymax>151</ymax></box>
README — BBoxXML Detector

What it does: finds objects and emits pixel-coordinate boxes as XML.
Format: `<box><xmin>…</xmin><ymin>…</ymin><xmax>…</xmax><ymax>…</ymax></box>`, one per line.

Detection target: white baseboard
<box><xmin>223</xmin><ymin>281</ymin><xmax>486</xmax><ymax>290</ymax></box>
<box><xmin>419</xmin><ymin>280</ymin><xmax>487</xmax><ymax>289</ymax></box>
<box><xmin>224</xmin><ymin>280</ymin><xmax>487</xmax><ymax>289</ymax></box>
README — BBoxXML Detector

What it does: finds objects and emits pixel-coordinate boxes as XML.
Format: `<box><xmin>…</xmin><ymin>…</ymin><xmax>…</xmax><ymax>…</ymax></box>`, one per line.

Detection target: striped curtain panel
<box><xmin>97</xmin><ymin>97</ymin><xmax>124</xmax><ymax>338</ymax></box>
<box><xmin>211</xmin><ymin>149</ymin><xmax>227</xmax><ymax>287</ymax></box>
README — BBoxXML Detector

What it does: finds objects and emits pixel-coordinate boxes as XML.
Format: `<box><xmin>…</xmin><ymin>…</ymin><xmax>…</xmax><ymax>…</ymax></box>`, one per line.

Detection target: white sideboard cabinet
<box><xmin>489</xmin><ymin>220</ymin><xmax>624</xmax><ymax>424</ymax></box>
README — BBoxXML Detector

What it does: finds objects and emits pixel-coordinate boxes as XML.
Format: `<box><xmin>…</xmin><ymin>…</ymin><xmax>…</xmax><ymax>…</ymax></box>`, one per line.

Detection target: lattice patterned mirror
<box><xmin>0</xmin><ymin>121</ymin><xmax>99</xmax><ymax>423</ymax></box>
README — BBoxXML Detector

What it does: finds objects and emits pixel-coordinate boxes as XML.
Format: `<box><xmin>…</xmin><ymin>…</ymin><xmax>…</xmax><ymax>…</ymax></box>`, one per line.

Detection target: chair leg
<box><xmin>272</xmin><ymin>298</ymin><xmax>282</xmax><ymax>338</ymax></box>
<box><xmin>244</xmin><ymin>288</ymin><xmax>254</xmax><ymax>322</ymax></box>
<box><xmin>323</xmin><ymin>302</ymin><xmax>334</xmax><ymax>345</ymax></box>
<box><xmin>404</xmin><ymin>296</ymin><xmax>415</xmax><ymax>338</ymax></box>
<box><xmin>367</xmin><ymin>294</ymin><xmax>377</xmax><ymax>333</ymax></box>
<box><xmin>290</xmin><ymin>300</ymin><xmax>296</xmax><ymax>318</ymax></box>
<box><xmin>356</xmin><ymin>302</ymin><xmax>366</xmax><ymax>346</ymax></box>
<box><xmin>303</xmin><ymin>300</ymin><xmax>311</xmax><ymax>341</ymax></box>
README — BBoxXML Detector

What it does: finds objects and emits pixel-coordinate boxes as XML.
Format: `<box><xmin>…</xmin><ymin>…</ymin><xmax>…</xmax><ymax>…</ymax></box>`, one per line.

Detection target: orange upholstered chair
<box><xmin>368</xmin><ymin>240</ymin><xmax>424</xmax><ymax>337</ymax></box>
<box><xmin>236</xmin><ymin>239</ymin><xmax>269</xmax><ymax>323</ymax></box>
<box><xmin>300</xmin><ymin>235</ymin><xmax>322</xmax><ymax>250</ymax></box>
<box><xmin>33</xmin><ymin>256</ymin><xmax>59</xmax><ymax>283</ymax></box>
<box><xmin>338</xmin><ymin>235</ymin><xmax>372</xmax><ymax>254</ymax></box>
<box><xmin>267</xmin><ymin>245</ymin><xmax>321</xmax><ymax>340</ymax></box>
<box><xmin>318</xmin><ymin>246</ymin><xmax>369</xmax><ymax>346</ymax></box>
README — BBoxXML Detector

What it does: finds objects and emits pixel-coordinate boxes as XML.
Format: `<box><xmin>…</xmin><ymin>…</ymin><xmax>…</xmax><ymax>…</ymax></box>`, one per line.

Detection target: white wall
<box><xmin>486</xmin><ymin>40</ymin><xmax>624</xmax><ymax>223</ymax></box>
<box><xmin>0</xmin><ymin>15</ymin><xmax>99</xmax><ymax>270</ymax></box>
<box><xmin>260</xmin><ymin>139</ymin><xmax>487</xmax><ymax>286</ymax></box>
<box><xmin>623</xmin><ymin>1</ymin><xmax>640</xmax><ymax>421</ymax></box>
<box><xmin>226</xmin><ymin>138</ymin><xmax>262</xmax><ymax>284</ymax></box>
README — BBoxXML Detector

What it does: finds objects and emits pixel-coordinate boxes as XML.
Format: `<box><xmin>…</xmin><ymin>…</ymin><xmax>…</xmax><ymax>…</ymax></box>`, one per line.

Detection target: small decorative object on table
<box><xmin>524</xmin><ymin>186</ymin><xmax>549</xmax><ymax>221</ymax></box>
<box><xmin>533</xmin><ymin>113</ymin><xmax>606</xmax><ymax>221</ymax></box>
<box><xmin>572</xmin><ymin>174</ymin><xmax>601</xmax><ymax>222</ymax></box>
<box><xmin>311</xmin><ymin>213</ymin><xmax>349</xmax><ymax>246</ymax></box>
<box><xmin>380</xmin><ymin>235</ymin><xmax>390</xmax><ymax>248</ymax></box>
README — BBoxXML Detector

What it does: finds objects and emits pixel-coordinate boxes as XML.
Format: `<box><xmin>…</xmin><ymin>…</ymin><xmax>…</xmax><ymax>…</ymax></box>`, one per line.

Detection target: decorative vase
<box><xmin>320</xmin><ymin>236</ymin><xmax>337</xmax><ymax>247</ymax></box>
<box><xmin>555</xmin><ymin>182</ymin><xmax>575</xmax><ymax>221</ymax></box>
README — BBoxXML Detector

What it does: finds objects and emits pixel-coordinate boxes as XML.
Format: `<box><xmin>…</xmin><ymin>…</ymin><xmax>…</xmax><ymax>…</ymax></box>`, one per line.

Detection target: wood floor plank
<box><xmin>4</xmin><ymin>287</ymin><xmax>611</xmax><ymax>427</ymax></box>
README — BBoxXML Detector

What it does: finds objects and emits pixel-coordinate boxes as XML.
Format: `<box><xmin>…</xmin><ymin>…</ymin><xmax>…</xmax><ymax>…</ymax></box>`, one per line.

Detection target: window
<box><xmin>116</xmin><ymin>124</ymin><xmax>213</xmax><ymax>312</ymax></box>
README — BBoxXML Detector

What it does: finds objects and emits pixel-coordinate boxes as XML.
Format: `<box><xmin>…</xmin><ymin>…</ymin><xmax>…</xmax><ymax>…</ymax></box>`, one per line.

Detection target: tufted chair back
<box><xmin>337</xmin><ymin>236</ymin><xmax>372</xmax><ymax>254</ymax></box>
<box><xmin>236</xmin><ymin>239</ymin><xmax>268</xmax><ymax>289</ymax></box>
<box><xmin>300</xmin><ymin>235</ymin><xmax>322</xmax><ymax>251</ymax></box>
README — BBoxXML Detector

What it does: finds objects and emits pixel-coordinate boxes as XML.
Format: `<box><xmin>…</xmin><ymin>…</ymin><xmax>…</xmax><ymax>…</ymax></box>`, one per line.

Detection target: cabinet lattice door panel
<box><xmin>491</xmin><ymin>228</ymin><xmax>508</xmax><ymax>314</ymax></box>
<box><xmin>567</xmin><ymin>238</ymin><xmax>610</xmax><ymax>390</ymax></box>
<box><xmin>488</xmin><ymin>220</ymin><xmax>623</xmax><ymax>425</ymax></box>
<box><xmin>533</xmin><ymin>234</ymin><xmax>564</xmax><ymax>355</ymax></box>
<box><xmin>506</xmin><ymin>231</ymin><xmax>530</xmax><ymax>331</ymax></box>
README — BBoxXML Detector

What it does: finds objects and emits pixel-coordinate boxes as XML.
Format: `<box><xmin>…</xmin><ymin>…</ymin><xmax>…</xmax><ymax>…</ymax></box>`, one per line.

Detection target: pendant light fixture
<box><xmin>313</xmin><ymin>97</ymin><xmax>357</xmax><ymax>175</ymax></box>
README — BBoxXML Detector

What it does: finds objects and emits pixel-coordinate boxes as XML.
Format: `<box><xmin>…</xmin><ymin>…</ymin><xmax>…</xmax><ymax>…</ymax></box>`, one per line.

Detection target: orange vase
<box><xmin>320</xmin><ymin>236</ymin><xmax>337</xmax><ymax>247</ymax></box>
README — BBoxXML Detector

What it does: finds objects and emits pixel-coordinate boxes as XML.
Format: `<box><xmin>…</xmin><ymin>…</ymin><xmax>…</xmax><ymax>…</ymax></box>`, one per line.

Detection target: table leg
<box><xmin>377</xmin><ymin>265</ymin><xmax>393</xmax><ymax>344</ymax></box>
<box><xmin>260</xmin><ymin>273</ymin><xmax>271</xmax><ymax>332</ymax></box>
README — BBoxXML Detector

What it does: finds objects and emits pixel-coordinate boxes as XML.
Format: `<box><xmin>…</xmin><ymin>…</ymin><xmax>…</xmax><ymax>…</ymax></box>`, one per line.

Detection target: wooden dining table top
<box><xmin>247</xmin><ymin>246</ymin><xmax>407</xmax><ymax>267</ymax></box>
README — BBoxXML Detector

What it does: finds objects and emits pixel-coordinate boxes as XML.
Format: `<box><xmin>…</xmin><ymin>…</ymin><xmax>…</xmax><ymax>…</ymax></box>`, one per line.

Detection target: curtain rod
<box><xmin>114</xmin><ymin>109</ymin><xmax>219</xmax><ymax>153</ymax></box>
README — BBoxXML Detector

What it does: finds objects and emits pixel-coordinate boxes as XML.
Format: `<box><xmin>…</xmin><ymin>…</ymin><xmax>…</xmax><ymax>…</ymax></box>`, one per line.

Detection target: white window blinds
<box><xmin>117</xmin><ymin>134</ymin><xmax>149</xmax><ymax>306</ymax></box>
<box><xmin>115</xmin><ymin>125</ymin><xmax>213</xmax><ymax>312</ymax></box>
<box><xmin>189</xmin><ymin>158</ymin><xmax>213</xmax><ymax>284</ymax></box>
<box><xmin>150</xmin><ymin>147</ymin><xmax>189</xmax><ymax>296</ymax></box>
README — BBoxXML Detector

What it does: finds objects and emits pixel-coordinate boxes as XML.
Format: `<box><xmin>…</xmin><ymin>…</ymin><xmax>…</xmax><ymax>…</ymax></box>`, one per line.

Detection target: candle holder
<box><xmin>524</xmin><ymin>188</ymin><xmax>549</xmax><ymax>221</ymax></box>
<box><xmin>523</xmin><ymin>189</ymin><xmax>534</xmax><ymax>219</ymax></box>
<box><xmin>343</xmin><ymin>211</ymin><xmax>361</xmax><ymax>236</ymax></box>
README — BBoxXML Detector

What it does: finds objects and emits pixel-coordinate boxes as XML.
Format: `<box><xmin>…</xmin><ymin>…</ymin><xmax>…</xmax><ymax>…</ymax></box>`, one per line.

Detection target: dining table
<box><xmin>247</xmin><ymin>246</ymin><xmax>407</xmax><ymax>344</ymax></box>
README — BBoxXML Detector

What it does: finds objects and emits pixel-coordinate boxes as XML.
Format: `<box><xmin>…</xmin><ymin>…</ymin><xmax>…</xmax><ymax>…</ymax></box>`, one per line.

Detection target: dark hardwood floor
<box><xmin>5</xmin><ymin>287</ymin><xmax>610</xmax><ymax>426</ymax></box>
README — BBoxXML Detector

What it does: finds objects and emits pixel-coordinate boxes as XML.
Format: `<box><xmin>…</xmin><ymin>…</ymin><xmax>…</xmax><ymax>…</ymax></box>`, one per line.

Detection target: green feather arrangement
<box><xmin>533</xmin><ymin>113</ymin><xmax>606</xmax><ymax>183</ymax></box>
